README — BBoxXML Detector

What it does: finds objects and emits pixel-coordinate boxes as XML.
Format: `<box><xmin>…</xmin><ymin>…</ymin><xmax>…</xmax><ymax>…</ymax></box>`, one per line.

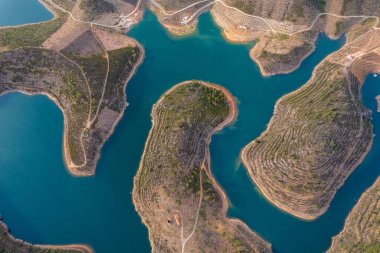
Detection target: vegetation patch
<box><xmin>0</xmin><ymin>15</ymin><xmax>67</xmax><ymax>50</ymax></box>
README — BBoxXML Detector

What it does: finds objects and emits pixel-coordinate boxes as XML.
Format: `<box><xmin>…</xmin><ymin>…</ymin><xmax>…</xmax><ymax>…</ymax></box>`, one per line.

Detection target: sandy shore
<box><xmin>200</xmin><ymin>81</ymin><xmax>237</xmax><ymax>213</ymax></box>
<box><xmin>200</xmin><ymin>82</ymin><xmax>271</xmax><ymax>248</ymax></box>
<box><xmin>239</xmin><ymin>58</ymin><xmax>332</xmax><ymax>220</ymax></box>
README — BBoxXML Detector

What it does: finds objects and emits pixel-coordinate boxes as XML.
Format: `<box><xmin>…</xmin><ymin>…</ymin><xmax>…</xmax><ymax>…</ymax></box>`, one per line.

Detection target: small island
<box><xmin>241</xmin><ymin>18</ymin><xmax>380</xmax><ymax>220</ymax></box>
<box><xmin>328</xmin><ymin>177</ymin><xmax>380</xmax><ymax>253</ymax></box>
<box><xmin>133</xmin><ymin>81</ymin><xmax>271</xmax><ymax>252</ymax></box>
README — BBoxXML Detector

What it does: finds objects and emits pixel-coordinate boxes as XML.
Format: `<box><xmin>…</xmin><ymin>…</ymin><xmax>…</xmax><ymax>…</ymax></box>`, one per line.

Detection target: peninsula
<box><xmin>242</xmin><ymin>18</ymin><xmax>380</xmax><ymax>220</ymax></box>
<box><xmin>0</xmin><ymin>0</ymin><xmax>143</xmax><ymax>176</ymax></box>
<box><xmin>133</xmin><ymin>81</ymin><xmax>271</xmax><ymax>252</ymax></box>
<box><xmin>148</xmin><ymin>0</ymin><xmax>380</xmax><ymax>76</ymax></box>
<box><xmin>328</xmin><ymin>177</ymin><xmax>380</xmax><ymax>253</ymax></box>
<box><xmin>1</xmin><ymin>0</ymin><xmax>380</xmax><ymax>252</ymax></box>
<box><xmin>0</xmin><ymin>0</ymin><xmax>143</xmax><ymax>250</ymax></box>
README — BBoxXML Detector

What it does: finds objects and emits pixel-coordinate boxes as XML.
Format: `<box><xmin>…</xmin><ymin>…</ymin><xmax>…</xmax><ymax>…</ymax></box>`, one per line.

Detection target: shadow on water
<box><xmin>1</xmin><ymin>3</ymin><xmax>379</xmax><ymax>253</ymax></box>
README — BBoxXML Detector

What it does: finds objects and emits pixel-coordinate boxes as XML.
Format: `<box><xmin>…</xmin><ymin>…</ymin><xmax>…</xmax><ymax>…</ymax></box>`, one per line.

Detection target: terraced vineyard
<box><xmin>133</xmin><ymin>81</ymin><xmax>271</xmax><ymax>253</ymax></box>
<box><xmin>328</xmin><ymin>177</ymin><xmax>380</xmax><ymax>253</ymax></box>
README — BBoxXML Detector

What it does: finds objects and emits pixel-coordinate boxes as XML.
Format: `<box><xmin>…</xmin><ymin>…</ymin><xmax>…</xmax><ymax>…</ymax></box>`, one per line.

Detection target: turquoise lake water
<box><xmin>0</xmin><ymin>0</ymin><xmax>53</xmax><ymax>26</ymax></box>
<box><xmin>0</xmin><ymin>1</ymin><xmax>379</xmax><ymax>253</ymax></box>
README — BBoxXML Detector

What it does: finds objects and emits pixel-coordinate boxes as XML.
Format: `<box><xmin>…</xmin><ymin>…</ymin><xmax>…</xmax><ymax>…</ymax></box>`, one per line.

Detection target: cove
<box><xmin>0</xmin><ymin>2</ymin><xmax>379</xmax><ymax>253</ymax></box>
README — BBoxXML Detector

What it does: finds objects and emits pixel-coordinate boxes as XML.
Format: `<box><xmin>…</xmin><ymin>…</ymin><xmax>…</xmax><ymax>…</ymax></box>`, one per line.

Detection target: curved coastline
<box><xmin>1</xmin><ymin>0</ymin><xmax>145</xmax><ymax>176</ymax></box>
<box><xmin>62</xmin><ymin>40</ymin><xmax>146</xmax><ymax>176</ymax></box>
<box><xmin>0</xmin><ymin>1</ymin><xmax>146</xmax><ymax>251</ymax></box>
<box><xmin>0</xmin><ymin>222</ymin><xmax>93</xmax><ymax>253</ymax></box>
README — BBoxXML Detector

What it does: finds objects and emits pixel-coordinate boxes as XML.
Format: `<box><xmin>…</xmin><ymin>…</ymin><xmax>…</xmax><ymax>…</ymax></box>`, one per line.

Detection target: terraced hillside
<box><xmin>0</xmin><ymin>221</ymin><xmax>92</xmax><ymax>253</ymax></box>
<box><xmin>133</xmin><ymin>81</ymin><xmax>271</xmax><ymax>253</ymax></box>
<box><xmin>148</xmin><ymin>0</ymin><xmax>380</xmax><ymax>75</ymax></box>
<box><xmin>241</xmin><ymin>22</ymin><xmax>380</xmax><ymax>220</ymax></box>
<box><xmin>0</xmin><ymin>0</ymin><xmax>143</xmax><ymax>176</ymax></box>
<box><xmin>328</xmin><ymin>177</ymin><xmax>380</xmax><ymax>253</ymax></box>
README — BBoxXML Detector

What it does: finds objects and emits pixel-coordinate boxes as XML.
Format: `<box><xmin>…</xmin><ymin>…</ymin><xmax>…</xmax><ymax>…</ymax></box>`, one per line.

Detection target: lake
<box><xmin>0</xmin><ymin>1</ymin><xmax>379</xmax><ymax>253</ymax></box>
